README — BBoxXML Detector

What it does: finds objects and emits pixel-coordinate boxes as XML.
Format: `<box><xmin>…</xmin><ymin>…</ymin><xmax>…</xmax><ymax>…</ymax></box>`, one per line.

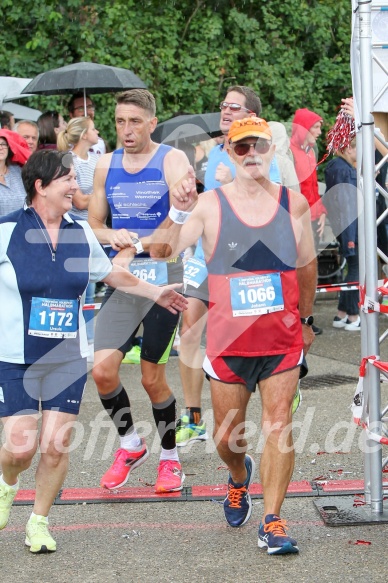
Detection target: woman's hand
<box><xmin>152</xmin><ymin>284</ymin><xmax>188</xmax><ymax>314</ymax></box>
<box><xmin>341</xmin><ymin>97</ymin><xmax>354</xmax><ymax>119</ymax></box>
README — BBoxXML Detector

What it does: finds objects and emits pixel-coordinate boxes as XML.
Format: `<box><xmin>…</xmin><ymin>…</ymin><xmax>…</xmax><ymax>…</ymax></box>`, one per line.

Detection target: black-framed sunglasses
<box><xmin>231</xmin><ymin>139</ymin><xmax>272</xmax><ymax>156</ymax></box>
<box><xmin>73</xmin><ymin>105</ymin><xmax>95</xmax><ymax>113</ymax></box>
<box><xmin>219</xmin><ymin>101</ymin><xmax>254</xmax><ymax>113</ymax></box>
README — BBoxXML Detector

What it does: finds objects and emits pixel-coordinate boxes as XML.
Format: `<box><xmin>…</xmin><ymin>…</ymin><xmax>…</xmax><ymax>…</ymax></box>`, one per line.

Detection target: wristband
<box><xmin>168</xmin><ymin>205</ymin><xmax>191</xmax><ymax>225</ymax></box>
<box><xmin>131</xmin><ymin>237</ymin><xmax>144</xmax><ymax>255</ymax></box>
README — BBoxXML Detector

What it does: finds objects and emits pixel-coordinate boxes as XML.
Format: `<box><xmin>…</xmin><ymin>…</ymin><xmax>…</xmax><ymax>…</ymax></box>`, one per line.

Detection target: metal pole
<box><xmin>358</xmin><ymin>0</ymin><xmax>383</xmax><ymax>513</ymax></box>
<box><xmin>352</xmin><ymin>0</ymin><xmax>372</xmax><ymax>503</ymax></box>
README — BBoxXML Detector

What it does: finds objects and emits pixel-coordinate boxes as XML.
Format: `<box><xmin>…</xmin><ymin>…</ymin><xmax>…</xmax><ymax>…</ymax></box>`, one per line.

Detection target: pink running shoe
<box><xmin>100</xmin><ymin>439</ymin><xmax>149</xmax><ymax>489</ymax></box>
<box><xmin>155</xmin><ymin>460</ymin><xmax>185</xmax><ymax>493</ymax></box>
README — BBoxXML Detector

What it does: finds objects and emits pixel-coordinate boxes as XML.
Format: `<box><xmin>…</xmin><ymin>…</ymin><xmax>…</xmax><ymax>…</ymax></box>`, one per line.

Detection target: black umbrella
<box><xmin>153</xmin><ymin>112</ymin><xmax>222</xmax><ymax>145</ymax></box>
<box><xmin>21</xmin><ymin>62</ymin><xmax>146</xmax><ymax>96</ymax></box>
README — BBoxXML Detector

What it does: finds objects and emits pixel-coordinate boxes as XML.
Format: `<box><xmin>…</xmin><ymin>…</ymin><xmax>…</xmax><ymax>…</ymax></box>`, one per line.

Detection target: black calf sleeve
<box><xmin>99</xmin><ymin>384</ymin><xmax>134</xmax><ymax>437</ymax></box>
<box><xmin>152</xmin><ymin>394</ymin><xmax>176</xmax><ymax>450</ymax></box>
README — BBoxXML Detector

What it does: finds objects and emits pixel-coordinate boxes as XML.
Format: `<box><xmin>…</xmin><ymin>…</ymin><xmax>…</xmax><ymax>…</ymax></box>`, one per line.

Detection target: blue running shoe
<box><xmin>223</xmin><ymin>454</ymin><xmax>256</xmax><ymax>527</ymax></box>
<box><xmin>258</xmin><ymin>514</ymin><xmax>299</xmax><ymax>554</ymax></box>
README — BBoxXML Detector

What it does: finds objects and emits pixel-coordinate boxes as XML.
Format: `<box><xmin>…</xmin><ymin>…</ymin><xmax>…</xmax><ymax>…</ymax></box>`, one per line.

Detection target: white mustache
<box><xmin>243</xmin><ymin>156</ymin><xmax>262</xmax><ymax>166</ymax></box>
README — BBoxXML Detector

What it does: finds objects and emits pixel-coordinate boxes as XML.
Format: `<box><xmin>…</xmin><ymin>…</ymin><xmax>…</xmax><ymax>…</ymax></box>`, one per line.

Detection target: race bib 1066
<box><xmin>230</xmin><ymin>272</ymin><xmax>284</xmax><ymax>317</ymax></box>
<box><xmin>129</xmin><ymin>258</ymin><xmax>168</xmax><ymax>285</ymax></box>
<box><xmin>28</xmin><ymin>297</ymin><xmax>78</xmax><ymax>338</ymax></box>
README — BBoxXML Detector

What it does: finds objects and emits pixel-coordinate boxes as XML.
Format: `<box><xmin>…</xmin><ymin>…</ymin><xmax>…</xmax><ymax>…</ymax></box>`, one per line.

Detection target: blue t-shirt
<box><xmin>204</xmin><ymin>144</ymin><xmax>281</xmax><ymax>191</ymax></box>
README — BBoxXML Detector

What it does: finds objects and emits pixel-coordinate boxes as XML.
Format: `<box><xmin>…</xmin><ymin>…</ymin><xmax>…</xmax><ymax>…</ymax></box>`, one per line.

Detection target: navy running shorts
<box><xmin>0</xmin><ymin>359</ymin><xmax>87</xmax><ymax>417</ymax></box>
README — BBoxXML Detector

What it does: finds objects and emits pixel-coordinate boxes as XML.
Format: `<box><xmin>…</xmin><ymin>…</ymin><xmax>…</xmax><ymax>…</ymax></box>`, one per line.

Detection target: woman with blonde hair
<box><xmin>57</xmin><ymin>116</ymin><xmax>100</xmax><ymax>352</ymax></box>
<box><xmin>57</xmin><ymin>116</ymin><xmax>100</xmax><ymax>220</ymax></box>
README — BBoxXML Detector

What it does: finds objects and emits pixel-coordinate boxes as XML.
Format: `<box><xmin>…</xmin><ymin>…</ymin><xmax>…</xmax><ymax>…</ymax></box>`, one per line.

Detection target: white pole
<box><xmin>358</xmin><ymin>0</ymin><xmax>384</xmax><ymax>513</ymax></box>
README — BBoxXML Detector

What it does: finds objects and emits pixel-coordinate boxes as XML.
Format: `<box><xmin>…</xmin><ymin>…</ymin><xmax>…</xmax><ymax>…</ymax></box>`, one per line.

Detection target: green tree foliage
<box><xmin>1</xmin><ymin>0</ymin><xmax>352</xmax><ymax>151</ymax></box>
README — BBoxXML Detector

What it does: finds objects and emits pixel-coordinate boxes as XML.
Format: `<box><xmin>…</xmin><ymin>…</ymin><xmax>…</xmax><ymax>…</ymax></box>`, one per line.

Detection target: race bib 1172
<box><xmin>28</xmin><ymin>297</ymin><xmax>79</xmax><ymax>338</ymax></box>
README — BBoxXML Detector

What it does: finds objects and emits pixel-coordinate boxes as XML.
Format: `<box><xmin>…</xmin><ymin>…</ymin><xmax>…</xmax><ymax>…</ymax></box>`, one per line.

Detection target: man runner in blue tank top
<box><xmin>150</xmin><ymin>117</ymin><xmax>317</xmax><ymax>554</ymax></box>
<box><xmin>88</xmin><ymin>90</ymin><xmax>192</xmax><ymax>493</ymax></box>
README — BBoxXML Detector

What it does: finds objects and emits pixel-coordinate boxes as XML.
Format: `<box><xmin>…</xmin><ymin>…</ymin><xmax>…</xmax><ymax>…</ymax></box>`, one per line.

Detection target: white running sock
<box><xmin>0</xmin><ymin>474</ymin><xmax>18</xmax><ymax>489</ymax></box>
<box><xmin>120</xmin><ymin>429</ymin><xmax>142</xmax><ymax>451</ymax></box>
<box><xmin>29</xmin><ymin>512</ymin><xmax>48</xmax><ymax>522</ymax></box>
<box><xmin>159</xmin><ymin>447</ymin><xmax>179</xmax><ymax>462</ymax></box>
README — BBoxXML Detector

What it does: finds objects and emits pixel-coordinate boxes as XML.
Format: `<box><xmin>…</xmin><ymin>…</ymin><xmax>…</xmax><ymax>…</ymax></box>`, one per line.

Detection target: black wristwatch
<box><xmin>300</xmin><ymin>315</ymin><xmax>314</xmax><ymax>326</ymax></box>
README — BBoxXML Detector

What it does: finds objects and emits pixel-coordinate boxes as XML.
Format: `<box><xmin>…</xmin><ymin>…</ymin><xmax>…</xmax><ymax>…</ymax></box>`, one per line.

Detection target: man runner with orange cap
<box><xmin>150</xmin><ymin>116</ymin><xmax>317</xmax><ymax>555</ymax></box>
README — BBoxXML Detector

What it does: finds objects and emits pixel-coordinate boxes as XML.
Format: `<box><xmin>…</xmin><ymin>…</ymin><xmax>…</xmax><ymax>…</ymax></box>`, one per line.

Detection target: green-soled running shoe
<box><xmin>25</xmin><ymin>515</ymin><xmax>56</xmax><ymax>553</ymax></box>
<box><xmin>122</xmin><ymin>345</ymin><xmax>141</xmax><ymax>364</ymax></box>
<box><xmin>176</xmin><ymin>414</ymin><xmax>208</xmax><ymax>447</ymax></box>
<box><xmin>292</xmin><ymin>381</ymin><xmax>302</xmax><ymax>415</ymax></box>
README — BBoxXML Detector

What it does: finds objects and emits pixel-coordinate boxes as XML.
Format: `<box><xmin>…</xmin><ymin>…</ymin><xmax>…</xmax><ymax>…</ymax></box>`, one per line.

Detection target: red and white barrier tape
<box><xmin>316</xmin><ymin>283</ymin><xmax>359</xmax><ymax>294</ymax></box>
<box><xmin>351</xmin><ymin>355</ymin><xmax>388</xmax><ymax>445</ymax></box>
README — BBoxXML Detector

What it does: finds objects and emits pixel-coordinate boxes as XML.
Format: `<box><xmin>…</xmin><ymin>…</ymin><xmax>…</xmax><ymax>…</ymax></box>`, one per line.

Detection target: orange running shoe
<box><xmin>100</xmin><ymin>439</ymin><xmax>149</xmax><ymax>489</ymax></box>
<box><xmin>155</xmin><ymin>460</ymin><xmax>185</xmax><ymax>493</ymax></box>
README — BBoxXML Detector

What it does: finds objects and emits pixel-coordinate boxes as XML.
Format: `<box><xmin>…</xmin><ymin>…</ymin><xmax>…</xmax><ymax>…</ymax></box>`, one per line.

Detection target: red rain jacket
<box><xmin>0</xmin><ymin>129</ymin><xmax>30</xmax><ymax>166</ymax></box>
<box><xmin>290</xmin><ymin>108</ymin><xmax>326</xmax><ymax>221</ymax></box>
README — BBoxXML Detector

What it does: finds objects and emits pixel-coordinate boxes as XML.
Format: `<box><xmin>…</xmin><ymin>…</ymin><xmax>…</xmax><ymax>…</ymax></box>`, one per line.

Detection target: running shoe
<box><xmin>291</xmin><ymin>381</ymin><xmax>302</xmax><ymax>415</ymax></box>
<box><xmin>100</xmin><ymin>439</ymin><xmax>149</xmax><ymax>489</ymax></box>
<box><xmin>122</xmin><ymin>345</ymin><xmax>141</xmax><ymax>364</ymax></box>
<box><xmin>155</xmin><ymin>460</ymin><xmax>185</xmax><ymax>493</ymax></box>
<box><xmin>0</xmin><ymin>479</ymin><xmax>18</xmax><ymax>530</ymax></box>
<box><xmin>223</xmin><ymin>454</ymin><xmax>256</xmax><ymax>527</ymax></box>
<box><xmin>176</xmin><ymin>414</ymin><xmax>208</xmax><ymax>447</ymax></box>
<box><xmin>25</xmin><ymin>515</ymin><xmax>56</xmax><ymax>553</ymax></box>
<box><xmin>258</xmin><ymin>513</ymin><xmax>299</xmax><ymax>555</ymax></box>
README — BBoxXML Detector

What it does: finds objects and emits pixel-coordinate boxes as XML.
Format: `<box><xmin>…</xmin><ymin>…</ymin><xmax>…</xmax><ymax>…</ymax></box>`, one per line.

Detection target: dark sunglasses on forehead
<box><xmin>231</xmin><ymin>139</ymin><xmax>272</xmax><ymax>156</ymax></box>
<box><xmin>219</xmin><ymin>101</ymin><xmax>254</xmax><ymax>113</ymax></box>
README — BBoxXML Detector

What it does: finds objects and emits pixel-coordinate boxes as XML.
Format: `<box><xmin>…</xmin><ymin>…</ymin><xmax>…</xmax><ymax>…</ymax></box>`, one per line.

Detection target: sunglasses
<box><xmin>219</xmin><ymin>101</ymin><xmax>253</xmax><ymax>113</ymax></box>
<box><xmin>231</xmin><ymin>139</ymin><xmax>272</xmax><ymax>156</ymax></box>
<box><xmin>73</xmin><ymin>105</ymin><xmax>95</xmax><ymax>113</ymax></box>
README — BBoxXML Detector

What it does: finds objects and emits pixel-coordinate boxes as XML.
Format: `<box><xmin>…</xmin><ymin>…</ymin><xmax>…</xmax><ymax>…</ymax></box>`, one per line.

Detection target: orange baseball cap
<box><xmin>228</xmin><ymin>116</ymin><xmax>272</xmax><ymax>143</ymax></box>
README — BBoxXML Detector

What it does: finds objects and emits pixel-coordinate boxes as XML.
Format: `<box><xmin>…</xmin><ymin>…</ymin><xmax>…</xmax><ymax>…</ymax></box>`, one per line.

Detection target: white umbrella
<box><xmin>0</xmin><ymin>76</ymin><xmax>34</xmax><ymax>107</ymax></box>
<box><xmin>4</xmin><ymin>102</ymin><xmax>41</xmax><ymax>121</ymax></box>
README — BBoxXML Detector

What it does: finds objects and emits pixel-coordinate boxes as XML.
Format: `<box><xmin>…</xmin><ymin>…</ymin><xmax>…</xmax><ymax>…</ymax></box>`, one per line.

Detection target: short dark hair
<box><xmin>116</xmin><ymin>89</ymin><xmax>156</xmax><ymax>117</ymax></box>
<box><xmin>0</xmin><ymin>110</ymin><xmax>13</xmax><ymax>130</ymax></box>
<box><xmin>37</xmin><ymin>111</ymin><xmax>61</xmax><ymax>146</ymax></box>
<box><xmin>226</xmin><ymin>85</ymin><xmax>262</xmax><ymax>116</ymax></box>
<box><xmin>67</xmin><ymin>92</ymin><xmax>94</xmax><ymax>114</ymax></box>
<box><xmin>22</xmin><ymin>150</ymin><xmax>73</xmax><ymax>205</ymax></box>
<box><xmin>0</xmin><ymin>135</ymin><xmax>13</xmax><ymax>167</ymax></box>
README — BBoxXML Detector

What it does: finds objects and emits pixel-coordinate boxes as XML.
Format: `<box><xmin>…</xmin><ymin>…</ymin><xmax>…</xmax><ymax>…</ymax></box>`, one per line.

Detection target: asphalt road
<box><xmin>1</xmin><ymin>295</ymin><xmax>388</xmax><ymax>583</ymax></box>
